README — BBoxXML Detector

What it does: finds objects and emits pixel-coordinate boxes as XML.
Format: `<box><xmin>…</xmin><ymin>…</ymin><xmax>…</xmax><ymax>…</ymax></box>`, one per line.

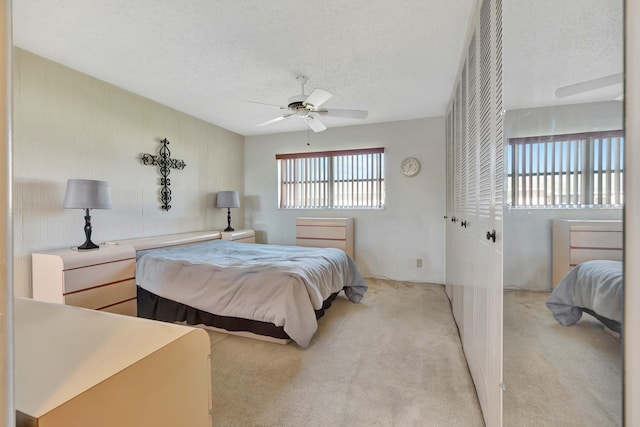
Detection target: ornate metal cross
<box><xmin>141</xmin><ymin>138</ymin><xmax>187</xmax><ymax>211</ymax></box>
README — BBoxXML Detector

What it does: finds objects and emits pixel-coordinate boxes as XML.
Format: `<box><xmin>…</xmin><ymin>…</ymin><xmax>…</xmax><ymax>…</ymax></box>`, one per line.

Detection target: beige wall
<box><xmin>244</xmin><ymin>118</ymin><xmax>446</xmax><ymax>283</ymax></box>
<box><xmin>12</xmin><ymin>49</ymin><xmax>245</xmax><ymax>297</ymax></box>
<box><xmin>503</xmin><ymin>101</ymin><xmax>623</xmax><ymax>291</ymax></box>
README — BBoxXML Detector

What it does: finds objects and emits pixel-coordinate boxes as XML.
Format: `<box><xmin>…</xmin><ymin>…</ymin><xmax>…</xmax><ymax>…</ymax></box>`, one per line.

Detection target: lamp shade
<box><xmin>63</xmin><ymin>179</ymin><xmax>112</xmax><ymax>210</ymax></box>
<box><xmin>216</xmin><ymin>191</ymin><xmax>240</xmax><ymax>209</ymax></box>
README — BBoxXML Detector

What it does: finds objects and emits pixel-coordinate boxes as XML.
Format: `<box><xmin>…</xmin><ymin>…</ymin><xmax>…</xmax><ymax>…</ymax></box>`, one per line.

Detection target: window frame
<box><xmin>275</xmin><ymin>147</ymin><xmax>385</xmax><ymax>210</ymax></box>
<box><xmin>507</xmin><ymin>130</ymin><xmax>624</xmax><ymax>208</ymax></box>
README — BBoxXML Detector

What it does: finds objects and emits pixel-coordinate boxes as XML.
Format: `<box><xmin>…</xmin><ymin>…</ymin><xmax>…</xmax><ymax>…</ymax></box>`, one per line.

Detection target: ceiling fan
<box><xmin>248</xmin><ymin>76</ymin><xmax>368</xmax><ymax>132</ymax></box>
<box><xmin>555</xmin><ymin>72</ymin><xmax>623</xmax><ymax>100</ymax></box>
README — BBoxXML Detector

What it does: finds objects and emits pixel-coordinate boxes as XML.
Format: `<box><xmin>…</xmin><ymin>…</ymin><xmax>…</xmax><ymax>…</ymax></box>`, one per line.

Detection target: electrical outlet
<box><xmin>416</xmin><ymin>258</ymin><xmax>423</xmax><ymax>268</ymax></box>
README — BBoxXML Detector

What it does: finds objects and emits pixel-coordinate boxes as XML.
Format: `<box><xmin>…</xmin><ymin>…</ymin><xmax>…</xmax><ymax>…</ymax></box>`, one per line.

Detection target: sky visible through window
<box><xmin>507</xmin><ymin>132</ymin><xmax>624</xmax><ymax>207</ymax></box>
<box><xmin>507</xmin><ymin>138</ymin><xmax>624</xmax><ymax>175</ymax></box>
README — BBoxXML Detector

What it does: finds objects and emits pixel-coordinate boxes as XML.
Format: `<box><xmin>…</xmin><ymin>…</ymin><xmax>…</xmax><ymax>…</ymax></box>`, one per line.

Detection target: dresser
<box><xmin>295</xmin><ymin>217</ymin><xmax>354</xmax><ymax>258</ymax></box>
<box><xmin>15</xmin><ymin>298</ymin><xmax>212</xmax><ymax>427</ymax></box>
<box><xmin>221</xmin><ymin>229</ymin><xmax>255</xmax><ymax>243</ymax></box>
<box><xmin>552</xmin><ymin>219</ymin><xmax>623</xmax><ymax>288</ymax></box>
<box><xmin>32</xmin><ymin>245</ymin><xmax>137</xmax><ymax>316</ymax></box>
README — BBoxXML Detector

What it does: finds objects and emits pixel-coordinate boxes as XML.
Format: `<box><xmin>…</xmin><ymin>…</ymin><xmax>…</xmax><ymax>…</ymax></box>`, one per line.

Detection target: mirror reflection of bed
<box><xmin>503</xmin><ymin>1</ymin><xmax>624</xmax><ymax>425</ymax></box>
<box><xmin>547</xmin><ymin>220</ymin><xmax>623</xmax><ymax>337</ymax></box>
<box><xmin>504</xmin><ymin>220</ymin><xmax>622</xmax><ymax>425</ymax></box>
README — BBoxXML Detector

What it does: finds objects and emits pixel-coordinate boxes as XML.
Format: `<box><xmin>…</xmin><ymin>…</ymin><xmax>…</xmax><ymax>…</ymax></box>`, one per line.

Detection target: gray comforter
<box><xmin>136</xmin><ymin>240</ymin><xmax>367</xmax><ymax>347</ymax></box>
<box><xmin>546</xmin><ymin>260</ymin><xmax>623</xmax><ymax>327</ymax></box>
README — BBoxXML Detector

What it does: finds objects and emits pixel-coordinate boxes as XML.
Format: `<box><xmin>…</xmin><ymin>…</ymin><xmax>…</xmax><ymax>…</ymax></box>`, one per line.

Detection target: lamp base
<box><xmin>77</xmin><ymin>208</ymin><xmax>100</xmax><ymax>251</ymax></box>
<box><xmin>224</xmin><ymin>207</ymin><xmax>234</xmax><ymax>232</ymax></box>
<box><xmin>77</xmin><ymin>242</ymin><xmax>100</xmax><ymax>251</ymax></box>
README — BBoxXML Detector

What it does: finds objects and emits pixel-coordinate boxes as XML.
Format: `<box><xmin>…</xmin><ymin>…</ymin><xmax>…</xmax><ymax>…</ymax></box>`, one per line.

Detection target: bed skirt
<box><xmin>581</xmin><ymin>308</ymin><xmax>621</xmax><ymax>333</ymax></box>
<box><xmin>137</xmin><ymin>286</ymin><xmax>341</xmax><ymax>340</ymax></box>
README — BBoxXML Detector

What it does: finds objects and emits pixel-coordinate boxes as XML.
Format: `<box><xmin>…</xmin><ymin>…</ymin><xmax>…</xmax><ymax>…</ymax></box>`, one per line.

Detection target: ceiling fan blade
<box><xmin>303</xmin><ymin>89</ymin><xmax>333</xmax><ymax>109</ymax></box>
<box><xmin>257</xmin><ymin>113</ymin><xmax>296</xmax><ymax>127</ymax></box>
<box><xmin>306</xmin><ymin>116</ymin><xmax>327</xmax><ymax>132</ymax></box>
<box><xmin>317</xmin><ymin>108</ymin><xmax>368</xmax><ymax>119</ymax></box>
<box><xmin>555</xmin><ymin>72</ymin><xmax>623</xmax><ymax>98</ymax></box>
<box><xmin>246</xmin><ymin>100</ymin><xmax>287</xmax><ymax>109</ymax></box>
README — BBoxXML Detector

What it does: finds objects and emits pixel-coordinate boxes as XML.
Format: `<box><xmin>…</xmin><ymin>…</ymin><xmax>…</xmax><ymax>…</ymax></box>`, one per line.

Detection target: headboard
<box><xmin>107</xmin><ymin>230</ymin><xmax>222</xmax><ymax>251</ymax></box>
<box><xmin>552</xmin><ymin>219</ymin><xmax>623</xmax><ymax>288</ymax></box>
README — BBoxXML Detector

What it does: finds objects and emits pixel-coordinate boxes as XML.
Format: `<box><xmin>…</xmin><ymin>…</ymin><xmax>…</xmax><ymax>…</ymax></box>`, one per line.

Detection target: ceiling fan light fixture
<box><xmin>288</xmin><ymin>94</ymin><xmax>307</xmax><ymax>107</ymax></box>
<box><xmin>251</xmin><ymin>76</ymin><xmax>368</xmax><ymax>132</ymax></box>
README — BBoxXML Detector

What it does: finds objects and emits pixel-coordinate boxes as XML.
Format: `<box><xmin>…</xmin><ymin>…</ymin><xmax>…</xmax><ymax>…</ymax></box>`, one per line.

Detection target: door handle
<box><xmin>486</xmin><ymin>229</ymin><xmax>496</xmax><ymax>242</ymax></box>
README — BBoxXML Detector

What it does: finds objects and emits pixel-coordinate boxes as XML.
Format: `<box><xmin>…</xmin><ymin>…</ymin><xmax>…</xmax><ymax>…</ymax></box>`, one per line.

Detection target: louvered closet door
<box><xmin>474</xmin><ymin>0</ymin><xmax>503</xmax><ymax>424</ymax></box>
<box><xmin>445</xmin><ymin>0</ymin><xmax>466</xmax><ymax>365</ymax></box>
<box><xmin>445</xmin><ymin>23</ymin><xmax>463</xmax><ymax>344</ymax></box>
<box><xmin>445</xmin><ymin>0</ymin><xmax>503</xmax><ymax>425</ymax></box>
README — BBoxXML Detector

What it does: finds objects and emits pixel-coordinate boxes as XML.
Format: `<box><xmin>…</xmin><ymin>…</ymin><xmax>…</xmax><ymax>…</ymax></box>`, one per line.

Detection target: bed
<box><xmin>134</xmin><ymin>238</ymin><xmax>367</xmax><ymax>348</ymax></box>
<box><xmin>546</xmin><ymin>259</ymin><xmax>623</xmax><ymax>332</ymax></box>
<box><xmin>546</xmin><ymin>219</ymin><xmax>623</xmax><ymax>333</ymax></box>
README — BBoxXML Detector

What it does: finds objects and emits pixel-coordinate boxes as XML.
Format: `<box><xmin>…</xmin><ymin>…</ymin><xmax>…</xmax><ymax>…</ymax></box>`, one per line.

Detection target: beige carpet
<box><xmin>205</xmin><ymin>279</ymin><xmax>484</xmax><ymax>427</ymax></box>
<box><xmin>503</xmin><ymin>290</ymin><xmax>622</xmax><ymax>427</ymax></box>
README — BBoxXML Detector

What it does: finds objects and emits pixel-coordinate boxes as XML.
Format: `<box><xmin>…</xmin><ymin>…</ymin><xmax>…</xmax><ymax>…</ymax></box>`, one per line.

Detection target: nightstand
<box><xmin>32</xmin><ymin>245</ymin><xmax>137</xmax><ymax>316</ymax></box>
<box><xmin>221</xmin><ymin>229</ymin><xmax>255</xmax><ymax>243</ymax></box>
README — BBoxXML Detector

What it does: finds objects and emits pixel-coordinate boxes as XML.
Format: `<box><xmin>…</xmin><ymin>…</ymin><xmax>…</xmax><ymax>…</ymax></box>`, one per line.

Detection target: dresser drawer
<box><xmin>63</xmin><ymin>259</ymin><xmax>135</xmax><ymax>293</ymax></box>
<box><xmin>570</xmin><ymin>248</ymin><xmax>623</xmax><ymax>266</ymax></box>
<box><xmin>64</xmin><ymin>279</ymin><xmax>137</xmax><ymax>310</ymax></box>
<box><xmin>570</xmin><ymin>230</ymin><xmax>623</xmax><ymax>248</ymax></box>
<box><xmin>296</xmin><ymin>225</ymin><xmax>347</xmax><ymax>240</ymax></box>
<box><xmin>296</xmin><ymin>238</ymin><xmax>347</xmax><ymax>252</ymax></box>
<box><xmin>100</xmin><ymin>298</ymin><xmax>138</xmax><ymax>316</ymax></box>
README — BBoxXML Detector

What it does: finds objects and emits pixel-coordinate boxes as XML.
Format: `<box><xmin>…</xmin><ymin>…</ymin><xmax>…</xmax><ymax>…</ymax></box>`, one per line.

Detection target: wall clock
<box><xmin>400</xmin><ymin>157</ymin><xmax>420</xmax><ymax>177</ymax></box>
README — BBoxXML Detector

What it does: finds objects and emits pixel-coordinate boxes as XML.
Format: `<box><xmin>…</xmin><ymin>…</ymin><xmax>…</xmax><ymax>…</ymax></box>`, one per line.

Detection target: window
<box><xmin>507</xmin><ymin>130</ymin><xmax>624</xmax><ymax>207</ymax></box>
<box><xmin>276</xmin><ymin>148</ymin><xmax>385</xmax><ymax>209</ymax></box>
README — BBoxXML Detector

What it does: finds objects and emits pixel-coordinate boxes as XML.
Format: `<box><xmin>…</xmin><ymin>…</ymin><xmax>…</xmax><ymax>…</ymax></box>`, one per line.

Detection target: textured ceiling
<box><xmin>12</xmin><ymin>1</ymin><xmax>623</xmax><ymax>136</ymax></box>
<box><xmin>503</xmin><ymin>0</ymin><xmax>623</xmax><ymax>110</ymax></box>
<box><xmin>12</xmin><ymin>0</ymin><xmax>475</xmax><ymax>136</ymax></box>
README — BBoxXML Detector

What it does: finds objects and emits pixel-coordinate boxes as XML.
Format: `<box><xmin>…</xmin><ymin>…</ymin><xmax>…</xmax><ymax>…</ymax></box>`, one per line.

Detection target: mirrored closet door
<box><xmin>502</xmin><ymin>1</ymin><xmax>624</xmax><ymax>425</ymax></box>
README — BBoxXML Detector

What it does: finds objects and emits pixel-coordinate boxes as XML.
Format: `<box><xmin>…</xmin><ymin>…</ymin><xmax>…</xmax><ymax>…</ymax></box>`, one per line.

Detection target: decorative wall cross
<box><xmin>141</xmin><ymin>138</ymin><xmax>187</xmax><ymax>211</ymax></box>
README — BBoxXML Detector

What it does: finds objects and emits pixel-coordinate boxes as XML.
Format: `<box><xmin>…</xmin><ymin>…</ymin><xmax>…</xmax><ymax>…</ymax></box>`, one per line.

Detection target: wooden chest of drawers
<box><xmin>32</xmin><ymin>245</ymin><xmax>137</xmax><ymax>316</ymax></box>
<box><xmin>221</xmin><ymin>229</ymin><xmax>255</xmax><ymax>243</ymax></box>
<box><xmin>295</xmin><ymin>217</ymin><xmax>354</xmax><ymax>258</ymax></box>
<box><xmin>15</xmin><ymin>298</ymin><xmax>212</xmax><ymax>427</ymax></box>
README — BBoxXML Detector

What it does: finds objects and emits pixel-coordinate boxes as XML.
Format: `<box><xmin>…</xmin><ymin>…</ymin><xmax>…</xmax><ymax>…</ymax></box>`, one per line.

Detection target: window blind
<box><xmin>276</xmin><ymin>148</ymin><xmax>385</xmax><ymax>209</ymax></box>
<box><xmin>508</xmin><ymin>130</ymin><xmax>624</xmax><ymax>207</ymax></box>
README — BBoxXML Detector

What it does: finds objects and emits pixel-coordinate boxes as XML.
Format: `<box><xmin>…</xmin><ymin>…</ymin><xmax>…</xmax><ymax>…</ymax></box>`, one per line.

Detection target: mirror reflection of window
<box><xmin>503</xmin><ymin>0</ymin><xmax>623</xmax><ymax>425</ymax></box>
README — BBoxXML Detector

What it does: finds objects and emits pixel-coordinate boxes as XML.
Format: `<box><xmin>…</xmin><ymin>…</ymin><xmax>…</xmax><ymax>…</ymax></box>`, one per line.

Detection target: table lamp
<box><xmin>63</xmin><ymin>179</ymin><xmax>112</xmax><ymax>250</ymax></box>
<box><xmin>216</xmin><ymin>191</ymin><xmax>240</xmax><ymax>232</ymax></box>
